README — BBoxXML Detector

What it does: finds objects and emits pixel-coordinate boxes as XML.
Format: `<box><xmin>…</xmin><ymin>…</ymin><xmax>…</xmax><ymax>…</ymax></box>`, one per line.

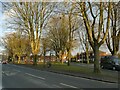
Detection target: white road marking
<box><xmin>60</xmin><ymin>83</ymin><xmax>77</xmax><ymax>88</ymax></box>
<box><xmin>3</xmin><ymin>71</ymin><xmax>16</xmax><ymax>76</ymax></box>
<box><xmin>25</xmin><ymin>73</ymin><xmax>45</xmax><ymax>80</ymax></box>
<box><xmin>13</xmin><ymin>69</ymin><xmax>21</xmax><ymax>72</ymax></box>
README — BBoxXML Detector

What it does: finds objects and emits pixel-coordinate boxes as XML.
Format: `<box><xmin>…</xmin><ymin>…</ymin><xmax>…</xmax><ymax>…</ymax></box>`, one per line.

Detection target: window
<box><xmin>114</xmin><ymin>58</ymin><xmax>120</xmax><ymax>64</ymax></box>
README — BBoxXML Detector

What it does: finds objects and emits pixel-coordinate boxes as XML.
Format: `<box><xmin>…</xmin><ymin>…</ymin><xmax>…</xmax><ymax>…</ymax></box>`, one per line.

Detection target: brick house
<box><xmin>76</xmin><ymin>50</ymin><xmax>110</xmax><ymax>62</ymax></box>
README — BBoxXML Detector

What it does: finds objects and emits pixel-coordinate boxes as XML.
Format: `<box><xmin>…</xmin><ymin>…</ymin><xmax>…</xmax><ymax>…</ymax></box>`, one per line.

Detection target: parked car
<box><xmin>71</xmin><ymin>58</ymin><xmax>76</xmax><ymax>62</ymax></box>
<box><xmin>63</xmin><ymin>60</ymin><xmax>68</xmax><ymax>63</ymax></box>
<box><xmin>100</xmin><ymin>56</ymin><xmax>120</xmax><ymax>71</ymax></box>
<box><xmin>2</xmin><ymin>60</ymin><xmax>7</xmax><ymax>64</ymax></box>
<box><xmin>76</xmin><ymin>59</ymin><xmax>82</xmax><ymax>63</ymax></box>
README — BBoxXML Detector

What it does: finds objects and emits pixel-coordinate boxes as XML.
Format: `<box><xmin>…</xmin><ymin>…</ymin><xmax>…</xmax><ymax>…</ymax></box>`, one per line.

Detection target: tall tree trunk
<box><xmin>86</xmin><ymin>41</ymin><xmax>89</xmax><ymax>64</ymax></box>
<box><xmin>112</xmin><ymin>51</ymin><xmax>117</xmax><ymax>56</ymax></box>
<box><xmin>60</xmin><ymin>51</ymin><xmax>64</xmax><ymax>64</ymax></box>
<box><xmin>93</xmin><ymin>44</ymin><xmax>101</xmax><ymax>73</ymax></box>
<box><xmin>12</xmin><ymin>54</ymin><xmax>15</xmax><ymax>64</ymax></box>
<box><xmin>86</xmin><ymin>51</ymin><xmax>89</xmax><ymax>64</ymax></box>
<box><xmin>25</xmin><ymin>56</ymin><xmax>28</xmax><ymax>64</ymax></box>
<box><xmin>55</xmin><ymin>51</ymin><xmax>58</xmax><ymax>62</ymax></box>
<box><xmin>18</xmin><ymin>56</ymin><xmax>21</xmax><ymax>64</ymax></box>
<box><xmin>106</xmin><ymin>3</ymin><xmax>119</xmax><ymax>57</ymax></box>
<box><xmin>33</xmin><ymin>54</ymin><xmax>37</xmax><ymax>65</ymax></box>
<box><xmin>61</xmin><ymin>55</ymin><xmax>63</xmax><ymax>64</ymax></box>
<box><xmin>67</xmin><ymin>49</ymin><xmax>70</xmax><ymax>66</ymax></box>
<box><xmin>43</xmin><ymin>54</ymin><xmax>45</xmax><ymax>67</ymax></box>
<box><xmin>43</xmin><ymin>50</ymin><xmax>46</xmax><ymax>67</ymax></box>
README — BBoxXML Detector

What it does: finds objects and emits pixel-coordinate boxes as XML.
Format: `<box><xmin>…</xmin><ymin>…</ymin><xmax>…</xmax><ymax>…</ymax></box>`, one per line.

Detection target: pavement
<box><xmin>2</xmin><ymin>64</ymin><xmax>119</xmax><ymax>89</ymax></box>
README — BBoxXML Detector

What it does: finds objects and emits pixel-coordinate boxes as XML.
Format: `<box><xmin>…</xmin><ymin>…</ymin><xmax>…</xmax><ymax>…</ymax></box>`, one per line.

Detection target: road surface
<box><xmin>2</xmin><ymin>64</ymin><xmax>118</xmax><ymax>89</ymax></box>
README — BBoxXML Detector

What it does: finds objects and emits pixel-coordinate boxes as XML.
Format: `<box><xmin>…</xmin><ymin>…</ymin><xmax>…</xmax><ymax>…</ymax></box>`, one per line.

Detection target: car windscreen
<box><xmin>113</xmin><ymin>58</ymin><xmax>120</xmax><ymax>64</ymax></box>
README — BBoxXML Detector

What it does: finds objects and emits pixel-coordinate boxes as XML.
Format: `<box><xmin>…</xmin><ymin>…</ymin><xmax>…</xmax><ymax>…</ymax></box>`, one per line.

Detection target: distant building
<box><xmin>38</xmin><ymin>56</ymin><xmax>56</xmax><ymax>62</ymax></box>
<box><xmin>76</xmin><ymin>50</ymin><xmax>110</xmax><ymax>62</ymax></box>
<box><xmin>30</xmin><ymin>55</ymin><xmax>56</xmax><ymax>62</ymax></box>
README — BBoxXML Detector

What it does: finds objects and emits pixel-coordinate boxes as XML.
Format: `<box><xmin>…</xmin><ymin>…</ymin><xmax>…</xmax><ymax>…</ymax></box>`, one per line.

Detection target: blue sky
<box><xmin>0</xmin><ymin>3</ymin><xmax>2</xmax><ymax>36</ymax></box>
<box><xmin>0</xmin><ymin>3</ymin><xmax>4</xmax><ymax>52</ymax></box>
<box><xmin>0</xmin><ymin>2</ymin><xmax>7</xmax><ymax>53</ymax></box>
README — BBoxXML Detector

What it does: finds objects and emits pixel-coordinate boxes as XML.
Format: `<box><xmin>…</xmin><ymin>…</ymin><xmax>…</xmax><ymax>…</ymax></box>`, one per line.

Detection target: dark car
<box><xmin>100</xmin><ymin>56</ymin><xmax>120</xmax><ymax>71</ymax></box>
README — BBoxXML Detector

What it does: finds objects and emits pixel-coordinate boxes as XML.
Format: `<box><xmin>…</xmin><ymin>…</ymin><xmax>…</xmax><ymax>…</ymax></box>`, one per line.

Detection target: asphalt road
<box><xmin>2</xmin><ymin>64</ymin><xmax>118</xmax><ymax>89</ymax></box>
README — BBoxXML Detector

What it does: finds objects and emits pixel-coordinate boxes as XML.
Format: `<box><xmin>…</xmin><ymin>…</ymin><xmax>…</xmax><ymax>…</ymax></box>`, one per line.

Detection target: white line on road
<box><xmin>13</xmin><ymin>69</ymin><xmax>21</xmax><ymax>72</ymax></box>
<box><xmin>60</xmin><ymin>83</ymin><xmax>77</xmax><ymax>88</ymax></box>
<box><xmin>25</xmin><ymin>73</ymin><xmax>45</xmax><ymax>80</ymax></box>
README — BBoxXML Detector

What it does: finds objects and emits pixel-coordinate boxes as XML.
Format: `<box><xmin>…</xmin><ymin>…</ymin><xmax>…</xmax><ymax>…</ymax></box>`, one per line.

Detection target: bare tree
<box><xmin>2</xmin><ymin>31</ymin><xmax>31</xmax><ymax>63</ymax></box>
<box><xmin>106</xmin><ymin>2</ymin><xmax>120</xmax><ymax>56</ymax></box>
<box><xmin>47</xmin><ymin>14</ymin><xmax>69</xmax><ymax>64</ymax></box>
<box><xmin>52</xmin><ymin>2</ymin><xmax>80</xmax><ymax>65</ymax></box>
<box><xmin>77</xmin><ymin>30</ymin><xmax>91</xmax><ymax>64</ymax></box>
<box><xmin>79</xmin><ymin>2</ymin><xmax>112</xmax><ymax>73</ymax></box>
<box><xmin>41</xmin><ymin>37</ymin><xmax>51</xmax><ymax>66</ymax></box>
<box><xmin>7</xmin><ymin>2</ymin><xmax>55</xmax><ymax>65</ymax></box>
<box><xmin>64</xmin><ymin>3</ymin><xmax>80</xmax><ymax>66</ymax></box>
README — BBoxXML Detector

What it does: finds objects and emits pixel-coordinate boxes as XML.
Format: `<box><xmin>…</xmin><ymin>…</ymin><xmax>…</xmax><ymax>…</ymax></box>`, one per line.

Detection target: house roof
<box><xmin>80</xmin><ymin>50</ymin><xmax>107</xmax><ymax>54</ymax></box>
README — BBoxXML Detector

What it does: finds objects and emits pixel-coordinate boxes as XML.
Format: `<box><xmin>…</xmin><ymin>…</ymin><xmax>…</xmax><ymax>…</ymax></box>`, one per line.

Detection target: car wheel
<box><xmin>101</xmin><ymin>65</ymin><xmax>104</xmax><ymax>69</ymax></box>
<box><xmin>112</xmin><ymin>67</ymin><xmax>116</xmax><ymax>70</ymax></box>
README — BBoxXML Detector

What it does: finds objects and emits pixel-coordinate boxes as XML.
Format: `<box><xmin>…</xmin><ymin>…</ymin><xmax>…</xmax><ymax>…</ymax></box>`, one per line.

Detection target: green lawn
<box><xmin>50</xmin><ymin>63</ymin><xmax>93</xmax><ymax>73</ymax></box>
